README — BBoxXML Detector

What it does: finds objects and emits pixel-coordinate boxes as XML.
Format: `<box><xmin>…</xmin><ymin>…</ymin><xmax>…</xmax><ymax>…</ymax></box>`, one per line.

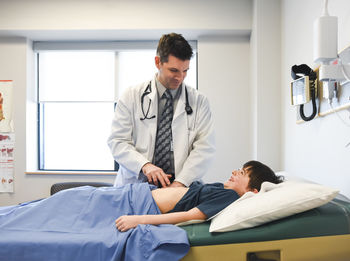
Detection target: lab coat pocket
<box><xmin>134</xmin><ymin>126</ymin><xmax>152</xmax><ymax>155</ymax></box>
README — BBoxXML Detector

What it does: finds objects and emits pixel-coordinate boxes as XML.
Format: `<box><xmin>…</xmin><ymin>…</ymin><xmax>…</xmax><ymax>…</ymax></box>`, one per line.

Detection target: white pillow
<box><xmin>209</xmin><ymin>180</ymin><xmax>339</xmax><ymax>233</ymax></box>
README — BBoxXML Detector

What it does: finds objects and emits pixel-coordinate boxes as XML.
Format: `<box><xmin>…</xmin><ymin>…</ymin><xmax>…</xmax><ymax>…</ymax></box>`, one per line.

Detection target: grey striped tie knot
<box><xmin>154</xmin><ymin>90</ymin><xmax>174</xmax><ymax>177</ymax></box>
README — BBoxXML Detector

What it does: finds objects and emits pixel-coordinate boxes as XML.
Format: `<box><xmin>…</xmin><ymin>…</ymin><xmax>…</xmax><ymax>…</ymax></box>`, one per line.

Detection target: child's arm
<box><xmin>115</xmin><ymin>207</ymin><xmax>206</xmax><ymax>232</ymax></box>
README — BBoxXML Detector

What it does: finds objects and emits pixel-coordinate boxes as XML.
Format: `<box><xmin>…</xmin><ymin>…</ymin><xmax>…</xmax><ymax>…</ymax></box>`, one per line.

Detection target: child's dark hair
<box><xmin>243</xmin><ymin>160</ymin><xmax>284</xmax><ymax>191</ymax></box>
<box><xmin>156</xmin><ymin>33</ymin><xmax>193</xmax><ymax>63</ymax></box>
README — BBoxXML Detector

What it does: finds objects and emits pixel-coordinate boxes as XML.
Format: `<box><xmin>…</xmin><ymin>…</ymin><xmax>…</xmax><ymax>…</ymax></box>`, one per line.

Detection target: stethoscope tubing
<box><xmin>140</xmin><ymin>82</ymin><xmax>192</xmax><ymax>121</ymax></box>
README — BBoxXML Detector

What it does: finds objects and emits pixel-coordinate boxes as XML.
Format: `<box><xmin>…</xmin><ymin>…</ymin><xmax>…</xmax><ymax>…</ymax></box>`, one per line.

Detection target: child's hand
<box><xmin>115</xmin><ymin>215</ymin><xmax>142</xmax><ymax>232</ymax></box>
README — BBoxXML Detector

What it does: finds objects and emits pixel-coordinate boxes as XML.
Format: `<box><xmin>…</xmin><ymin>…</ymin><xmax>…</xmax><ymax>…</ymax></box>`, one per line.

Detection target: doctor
<box><xmin>108</xmin><ymin>33</ymin><xmax>215</xmax><ymax>188</ymax></box>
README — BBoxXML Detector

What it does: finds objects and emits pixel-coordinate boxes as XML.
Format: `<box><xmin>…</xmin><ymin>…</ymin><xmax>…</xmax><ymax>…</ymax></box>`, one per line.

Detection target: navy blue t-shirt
<box><xmin>168</xmin><ymin>181</ymin><xmax>240</xmax><ymax>219</ymax></box>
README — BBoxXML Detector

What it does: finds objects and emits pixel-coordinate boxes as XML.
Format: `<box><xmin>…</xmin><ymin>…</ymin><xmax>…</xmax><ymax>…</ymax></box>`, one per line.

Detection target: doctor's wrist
<box><xmin>141</xmin><ymin>162</ymin><xmax>152</xmax><ymax>174</ymax></box>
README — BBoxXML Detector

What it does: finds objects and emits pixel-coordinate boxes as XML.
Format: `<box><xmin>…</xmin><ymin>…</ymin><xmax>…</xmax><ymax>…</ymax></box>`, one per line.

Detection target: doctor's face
<box><xmin>224</xmin><ymin>168</ymin><xmax>255</xmax><ymax>197</ymax></box>
<box><xmin>155</xmin><ymin>54</ymin><xmax>190</xmax><ymax>90</ymax></box>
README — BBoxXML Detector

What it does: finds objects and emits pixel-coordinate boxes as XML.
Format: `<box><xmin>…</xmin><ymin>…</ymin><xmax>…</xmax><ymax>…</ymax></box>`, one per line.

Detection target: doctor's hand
<box><xmin>142</xmin><ymin>163</ymin><xmax>172</xmax><ymax>188</ymax></box>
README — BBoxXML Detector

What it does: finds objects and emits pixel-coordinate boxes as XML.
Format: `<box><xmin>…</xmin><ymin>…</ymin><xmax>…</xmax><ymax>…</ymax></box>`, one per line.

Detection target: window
<box><xmin>36</xmin><ymin>44</ymin><xmax>197</xmax><ymax>171</ymax></box>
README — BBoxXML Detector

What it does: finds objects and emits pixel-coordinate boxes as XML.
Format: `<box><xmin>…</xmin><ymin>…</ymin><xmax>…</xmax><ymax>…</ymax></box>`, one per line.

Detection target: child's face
<box><xmin>224</xmin><ymin>168</ymin><xmax>253</xmax><ymax>196</ymax></box>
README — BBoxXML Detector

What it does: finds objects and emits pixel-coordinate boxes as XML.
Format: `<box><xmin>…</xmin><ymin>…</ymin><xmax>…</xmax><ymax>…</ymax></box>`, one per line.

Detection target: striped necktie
<box><xmin>154</xmin><ymin>89</ymin><xmax>174</xmax><ymax>180</ymax></box>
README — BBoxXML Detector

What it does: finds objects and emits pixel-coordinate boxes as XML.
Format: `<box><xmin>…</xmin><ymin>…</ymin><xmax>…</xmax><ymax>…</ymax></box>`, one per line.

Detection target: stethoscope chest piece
<box><xmin>184</xmin><ymin>85</ymin><xmax>193</xmax><ymax>115</ymax></box>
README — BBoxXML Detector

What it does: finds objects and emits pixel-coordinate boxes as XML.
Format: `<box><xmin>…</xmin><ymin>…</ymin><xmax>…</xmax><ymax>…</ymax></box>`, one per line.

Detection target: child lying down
<box><xmin>115</xmin><ymin>160</ymin><xmax>283</xmax><ymax>231</ymax></box>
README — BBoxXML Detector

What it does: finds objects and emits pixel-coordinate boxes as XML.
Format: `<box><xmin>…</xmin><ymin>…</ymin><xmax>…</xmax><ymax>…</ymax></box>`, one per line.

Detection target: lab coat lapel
<box><xmin>173</xmin><ymin>84</ymin><xmax>186</xmax><ymax>121</ymax></box>
<box><xmin>172</xmin><ymin>84</ymin><xmax>189</xmax><ymax>174</ymax></box>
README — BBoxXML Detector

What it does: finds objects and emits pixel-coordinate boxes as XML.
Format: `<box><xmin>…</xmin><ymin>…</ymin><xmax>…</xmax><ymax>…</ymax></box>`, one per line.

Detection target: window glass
<box><xmin>39</xmin><ymin>52</ymin><xmax>115</xmax><ymax>101</ymax></box>
<box><xmin>41</xmin><ymin>102</ymin><xmax>115</xmax><ymax>170</ymax></box>
<box><xmin>118</xmin><ymin>50</ymin><xmax>157</xmax><ymax>96</ymax></box>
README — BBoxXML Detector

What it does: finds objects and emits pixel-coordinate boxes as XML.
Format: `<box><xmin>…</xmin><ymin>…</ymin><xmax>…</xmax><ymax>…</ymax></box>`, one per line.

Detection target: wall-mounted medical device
<box><xmin>290</xmin><ymin>76</ymin><xmax>310</xmax><ymax>106</ymax></box>
<box><xmin>290</xmin><ymin>64</ymin><xmax>318</xmax><ymax>121</ymax></box>
<box><xmin>290</xmin><ymin>0</ymin><xmax>350</xmax><ymax>123</ymax></box>
<box><xmin>314</xmin><ymin>0</ymin><xmax>350</xmax><ymax>101</ymax></box>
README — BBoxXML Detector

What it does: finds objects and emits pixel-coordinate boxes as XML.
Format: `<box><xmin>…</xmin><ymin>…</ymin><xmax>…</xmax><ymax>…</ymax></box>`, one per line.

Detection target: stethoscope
<box><xmin>140</xmin><ymin>82</ymin><xmax>193</xmax><ymax>120</ymax></box>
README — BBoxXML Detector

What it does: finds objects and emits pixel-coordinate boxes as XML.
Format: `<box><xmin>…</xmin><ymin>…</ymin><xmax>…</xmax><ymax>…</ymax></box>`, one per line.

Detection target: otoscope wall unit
<box><xmin>295</xmin><ymin>45</ymin><xmax>350</xmax><ymax>124</ymax></box>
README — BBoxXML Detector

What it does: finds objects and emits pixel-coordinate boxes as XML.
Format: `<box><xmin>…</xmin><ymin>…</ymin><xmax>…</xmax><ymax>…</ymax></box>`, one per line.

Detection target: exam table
<box><xmin>181</xmin><ymin>197</ymin><xmax>350</xmax><ymax>261</ymax></box>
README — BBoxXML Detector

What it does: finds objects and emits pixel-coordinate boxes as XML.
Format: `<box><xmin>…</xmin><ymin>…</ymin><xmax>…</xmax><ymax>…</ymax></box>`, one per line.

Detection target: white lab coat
<box><xmin>107</xmin><ymin>77</ymin><xmax>215</xmax><ymax>187</ymax></box>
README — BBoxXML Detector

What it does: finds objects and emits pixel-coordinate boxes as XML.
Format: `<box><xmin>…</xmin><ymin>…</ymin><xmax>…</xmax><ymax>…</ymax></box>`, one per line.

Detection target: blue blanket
<box><xmin>0</xmin><ymin>183</ymin><xmax>190</xmax><ymax>261</ymax></box>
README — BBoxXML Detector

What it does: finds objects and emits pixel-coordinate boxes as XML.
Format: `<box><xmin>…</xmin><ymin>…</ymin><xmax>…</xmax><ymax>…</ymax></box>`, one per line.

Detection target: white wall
<box><xmin>199</xmin><ymin>36</ymin><xmax>251</xmax><ymax>183</ymax></box>
<box><xmin>0</xmin><ymin>38</ymin><xmax>28</xmax><ymax>204</ymax></box>
<box><xmin>0</xmin><ymin>0</ymin><xmax>252</xmax><ymax>41</ymax></box>
<box><xmin>281</xmin><ymin>0</ymin><xmax>350</xmax><ymax>198</ymax></box>
<box><xmin>251</xmin><ymin>0</ymin><xmax>281</xmax><ymax>171</ymax></box>
<box><xmin>0</xmin><ymin>0</ymin><xmax>251</xmax><ymax>30</ymax></box>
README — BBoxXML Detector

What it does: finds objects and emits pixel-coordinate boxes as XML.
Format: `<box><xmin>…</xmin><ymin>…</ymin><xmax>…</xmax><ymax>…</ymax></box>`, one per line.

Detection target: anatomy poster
<box><xmin>0</xmin><ymin>133</ymin><xmax>14</xmax><ymax>192</ymax></box>
<box><xmin>0</xmin><ymin>80</ymin><xmax>14</xmax><ymax>132</ymax></box>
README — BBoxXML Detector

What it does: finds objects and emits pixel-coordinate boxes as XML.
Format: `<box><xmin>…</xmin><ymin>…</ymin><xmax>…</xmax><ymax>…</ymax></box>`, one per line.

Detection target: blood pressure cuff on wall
<box><xmin>291</xmin><ymin>64</ymin><xmax>317</xmax><ymax>80</ymax></box>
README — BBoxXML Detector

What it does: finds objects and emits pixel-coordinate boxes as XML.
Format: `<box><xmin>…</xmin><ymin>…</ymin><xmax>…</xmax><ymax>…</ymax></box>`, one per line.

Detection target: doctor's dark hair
<box><xmin>243</xmin><ymin>160</ymin><xmax>284</xmax><ymax>191</ymax></box>
<box><xmin>157</xmin><ymin>33</ymin><xmax>193</xmax><ymax>63</ymax></box>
